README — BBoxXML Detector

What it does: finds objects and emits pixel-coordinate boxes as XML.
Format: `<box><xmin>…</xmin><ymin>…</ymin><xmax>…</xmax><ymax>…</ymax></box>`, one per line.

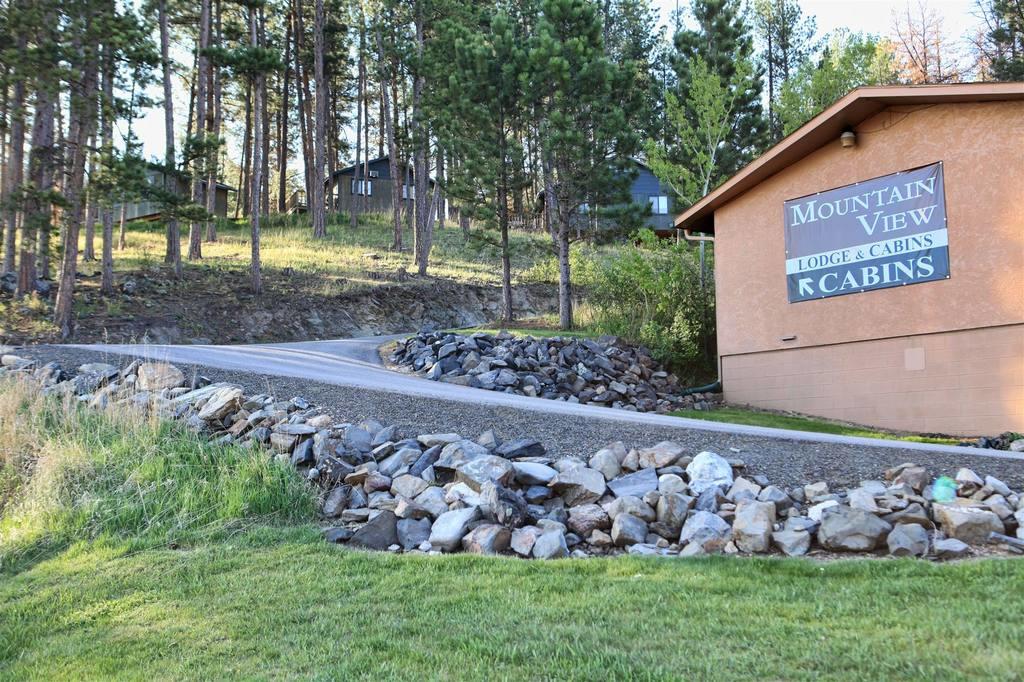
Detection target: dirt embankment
<box><xmin>1</xmin><ymin>264</ymin><xmax>559</xmax><ymax>345</ymax></box>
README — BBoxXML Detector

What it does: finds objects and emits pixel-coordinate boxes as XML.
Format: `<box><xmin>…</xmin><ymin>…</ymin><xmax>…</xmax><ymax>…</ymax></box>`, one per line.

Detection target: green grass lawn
<box><xmin>3</xmin><ymin>380</ymin><xmax>1022</xmax><ymax>680</ymax></box>
<box><xmin>672</xmin><ymin>406</ymin><xmax>962</xmax><ymax>445</ymax></box>
<box><xmin>2</xmin><ymin>533</ymin><xmax>1023</xmax><ymax>680</ymax></box>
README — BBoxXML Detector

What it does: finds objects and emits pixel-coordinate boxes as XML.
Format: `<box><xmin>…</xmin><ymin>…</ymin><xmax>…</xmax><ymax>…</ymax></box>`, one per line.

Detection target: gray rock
<box><xmin>435</xmin><ymin>439</ymin><xmax>491</xmax><ymax>472</ymax></box>
<box><xmin>456</xmin><ymin>455</ymin><xmax>515</xmax><ymax>492</ymax></box>
<box><xmin>413</xmin><ymin>486</ymin><xmax>450</xmax><ymax>519</ymax></box>
<box><xmin>532</xmin><ymin>530</ymin><xmax>569</xmax><ymax>559</ymax></box>
<box><xmin>391</xmin><ymin>474</ymin><xmax>430</xmax><ymax>500</ymax></box>
<box><xmin>933</xmin><ymin>537</ymin><xmax>970</xmax><ymax>559</ymax></box>
<box><xmin>678</xmin><ymin>511</ymin><xmax>732</xmax><ymax>552</ymax></box>
<box><xmin>495</xmin><ymin>438</ymin><xmax>545</xmax><ymax>458</ymax></box>
<box><xmin>462</xmin><ymin>524</ymin><xmax>512</xmax><ymax>555</ymax></box>
<box><xmin>137</xmin><ymin>362</ymin><xmax>185</xmax><ymax>391</ymax></box>
<box><xmin>322</xmin><ymin>486</ymin><xmax>350</xmax><ymax>518</ymax></box>
<box><xmin>481</xmin><ymin>483</ymin><xmax>529</xmax><ymax>528</ymax></box>
<box><xmin>550</xmin><ymin>467</ymin><xmax>607</xmax><ymax>506</ymax></box>
<box><xmin>607</xmin><ymin>468</ymin><xmax>658</xmax><ymax>498</ymax></box>
<box><xmin>887</xmin><ymin>523</ymin><xmax>929</xmax><ymax>557</ymax></box>
<box><xmin>349</xmin><ymin>511</ymin><xmax>399</xmax><ymax>550</ymax></box>
<box><xmin>511</xmin><ymin>526</ymin><xmax>541</xmax><ymax>556</ymax></box>
<box><xmin>567</xmin><ymin>503</ymin><xmax>611</xmax><ymax>536</ymax></box>
<box><xmin>772</xmin><ymin>529</ymin><xmax>811</xmax><ymax>556</ymax></box>
<box><xmin>417</xmin><ymin>433</ymin><xmax>462</xmax><ymax>447</ymax></box>
<box><xmin>397</xmin><ymin>517</ymin><xmax>432</xmax><ymax>550</ymax></box>
<box><xmin>323</xmin><ymin>527</ymin><xmax>353</xmax><ymax>543</ymax></box>
<box><xmin>933</xmin><ymin>503</ymin><xmax>1004</xmax><ymax>544</ymax></box>
<box><xmin>637</xmin><ymin>441</ymin><xmax>685</xmax><ymax>469</ymax></box>
<box><xmin>658</xmin><ymin>474</ymin><xmax>686</xmax><ymax>496</ymax></box>
<box><xmin>611</xmin><ymin>513</ymin><xmax>648</xmax><ymax>547</ymax></box>
<box><xmin>732</xmin><ymin>500</ymin><xmax>776</xmax><ymax>553</ymax></box>
<box><xmin>817</xmin><ymin>506</ymin><xmax>892</xmax><ymax>551</ymax></box>
<box><xmin>607</xmin><ymin>495</ymin><xmax>656</xmax><ymax>522</ymax></box>
<box><xmin>686</xmin><ymin>451</ymin><xmax>734</xmax><ymax>495</ymax></box>
<box><xmin>512</xmin><ymin>461</ymin><xmax>558</xmax><ymax>486</ymax></box>
<box><xmin>985</xmin><ymin>475</ymin><xmax>1012</xmax><ymax>497</ymax></box>
<box><xmin>655</xmin><ymin>493</ymin><xmax>694</xmax><ymax>533</ymax></box>
<box><xmin>197</xmin><ymin>386</ymin><xmax>244</xmax><ymax>420</ymax></box>
<box><xmin>429</xmin><ymin>506</ymin><xmax>482</xmax><ymax>552</ymax></box>
<box><xmin>409</xmin><ymin>445</ymin><xmax>441</xmax><ymax>477</ymax></box>
<box><xmin>589</xmin><ymin>448</ymin><xmax>622</xmax><ymax>481</ymax></box>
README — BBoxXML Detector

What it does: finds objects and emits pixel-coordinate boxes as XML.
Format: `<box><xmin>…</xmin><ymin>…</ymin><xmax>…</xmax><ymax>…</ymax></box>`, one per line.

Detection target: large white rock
<box><xmin>136</xmin><ymin>362</ymin><xmax>185</xmax><ymax>391</ymax></box>
<box><xmin>428</xmin><ymin>506</ymin><xmax>481</xmax><ymax>552</ymax></box>
<box><xmin>685</xmin><ymin>451</ymin><xmax>734</xmax><ymax>495</ymax></box>
<box><xmin>678</xmin><ymin>510</ymin><xmax>732</xmax><ymax>551</ymax></box>
<box><xmin>550</xmin><ymin>467</ymin><xmax>607</xmax><ymax>506</ymax></box>
<box><xmin>933</xmin><ymin>503</ymin><xmax>1004</xmax><ymax>544</ymax></box>
<box><xmin>732</xmin><ymin>500</ymin><xmax>776</xmax><ymax>553</ymax></box>
<box><xmin>197</xmin><ymin>386</ymin><xmax>244</xmax><ymax>421</ymax></box>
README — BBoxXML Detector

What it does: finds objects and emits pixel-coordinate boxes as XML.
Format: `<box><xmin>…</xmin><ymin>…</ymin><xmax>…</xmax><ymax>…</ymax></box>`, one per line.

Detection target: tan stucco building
<box><xmin>676</xmin><ymin>83</ymin><xmax>1024</xmax><ymax>436</ymax></box>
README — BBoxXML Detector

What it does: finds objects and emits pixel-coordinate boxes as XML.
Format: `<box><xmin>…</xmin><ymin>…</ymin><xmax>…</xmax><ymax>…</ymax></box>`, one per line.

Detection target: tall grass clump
<box><xmin>586</xmin><ymin>229</ymin><xmax>716</xmax><ymax>380</ymax></box>
<box><xmin>0</xmin><ymin>379</ymin><xmax>315</xmax><ymax>568</ymax></box>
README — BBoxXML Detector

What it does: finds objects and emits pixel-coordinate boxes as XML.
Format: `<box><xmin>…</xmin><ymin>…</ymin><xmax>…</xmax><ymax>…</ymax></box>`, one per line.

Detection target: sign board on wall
<box><xmin>784</xmin><ymin>162</ymin><xmax>949</xmax><ymax>303</ymax></box>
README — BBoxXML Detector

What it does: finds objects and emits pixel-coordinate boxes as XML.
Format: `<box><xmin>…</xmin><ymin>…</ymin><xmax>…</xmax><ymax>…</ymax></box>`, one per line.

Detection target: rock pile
<box><xmin>2</xmin><ymin>352</ymin><xmax>1022</xmax><ymax>560</ymax></box>
<box><xmin>391</xmin><ymin>331</ymin><xmax>716</xmax><ymax>413</ymax></box>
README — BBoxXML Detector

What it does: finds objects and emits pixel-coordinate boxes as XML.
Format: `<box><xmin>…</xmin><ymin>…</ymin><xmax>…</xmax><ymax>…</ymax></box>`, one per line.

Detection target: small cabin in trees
<box><xmin>116</xmin><ymin>164</ymin><xmax>235</xmax><ymax>222</ymax></box>
<box><xmin>326</xmin><ymin>155</ymin><xmax>436</xmax><ymax>215</ymax></box>
<box><xmin>536</xmin><ymin>159</ymin><xmax>675</xmax><ymax>235</ymax></box>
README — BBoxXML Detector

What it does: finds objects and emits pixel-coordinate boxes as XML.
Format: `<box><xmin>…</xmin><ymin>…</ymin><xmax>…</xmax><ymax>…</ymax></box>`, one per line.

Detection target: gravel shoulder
<box><xmin>20</xmin><ymin>344</ymin><xmax>1024</xmax><ymax>488</ymax></box>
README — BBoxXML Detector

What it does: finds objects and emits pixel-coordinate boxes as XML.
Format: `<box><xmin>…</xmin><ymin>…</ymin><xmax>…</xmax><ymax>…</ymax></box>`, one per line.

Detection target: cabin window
<box><xmin>649</xmin><ymin>195</ymin><xmax>668</xmax><ymax>215</ymax></box>
<box><xmin>351</xmin><ymin>179</ymin><xmax>372</xmax><ymax>196</ymax></box>
<box><xmin>578</xmin><ymin>202</ymin><xmax>590</xmax><ymax>214</ymax></box>
<box><xmin>402</xmin><ymin>184</ymin><xmax>415</xmax><ymax>200</ymax></box>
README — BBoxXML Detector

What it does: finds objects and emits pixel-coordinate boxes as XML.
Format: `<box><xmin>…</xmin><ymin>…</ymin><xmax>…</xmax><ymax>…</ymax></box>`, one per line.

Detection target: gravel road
<box><xmin>18</xmin><ymin>341</ymin><xmax>1024</xmax><ymax>489</ymax></box>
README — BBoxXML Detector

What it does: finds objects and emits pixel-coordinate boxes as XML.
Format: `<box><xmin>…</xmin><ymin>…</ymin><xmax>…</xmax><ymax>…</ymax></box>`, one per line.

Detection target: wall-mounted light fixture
<box><xmin>840</xmin><ymin>130</ymin><xmax>857</xmax><ymax>148</ymax></box>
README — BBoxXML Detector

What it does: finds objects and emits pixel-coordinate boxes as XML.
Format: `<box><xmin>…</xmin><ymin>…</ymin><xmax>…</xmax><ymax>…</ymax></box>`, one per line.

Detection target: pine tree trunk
<box><xmin>436</xmin><ymin>147</ymin><xmax>445</xmax><ymax>229</ymax></box>
<box><xmin>188</xmin><ymin>0</ymin><xmax>210</xmax><ymax>260</ymax></box>
<box><xmin>19</xmin><ymin>73</ymin><xmax>55</xmax><ymax>298</ymax></box>
<box><xmin>310</xmin><ymin>0</ymin><xmax>327</xmax><ymax>238</ymax></box>
<box><xmin>83</xmin><ymin>136</ymin><xmax>97</xmax><ymax>261</ymax></box>
<box><xmin>411</xmin><ymin>1</ymin><xmax>430</xmax><ymax>274</ymax></box>
<box><xmin>249</xmin><ymin>7</ymin><xmax>263</xmax><ymax>294</ymax></box>
<box><xmin>53</xmin><ymin>20</ymin><xmax>99</xmax><ymax>338</ymax></box>
<box><xmin>100</xmin><ymin>40</ymin><xmax>116</xmax><ymax>295</ymax></box>
<box><xmin>160</xmin><ymin>0</ymin><xmax>182</xmax><ymax>277</ymax></box>
<box><xmin>5</xmin><ymin>25</ymin><xmax>27</xmax><ymax>277</ymax></box>
<box><xmin>278</xmin><ymin>17</ymin><xmax>291</xmax><ymax>214</ymax></box>
<box><xmin>556</xmin><ymin>202</ymin><xmax>573</xmax><ymax>330</ymax></box>
<box><xmin>205</xmin><ymin>0</ymin><xmax>222</xmax><ymax>242</ymax></box>
<box><xmin>238</xmin><ymin>79</ymin><xmax>251</xmax><ymax>219</ymax></box>
<box><xmin>497</xmin><ymin>127</ymin><xmax>513</xmax><ymax>324</ymax></box>
<box><xmin>375</xmin><ymin>27</ymin><xmax>403</xmax><ymax>251</ymax></box>
<box><xmin>350</xmin><ymin>11</ymin><xmax>364</xmax><ymax>231</ymax></box>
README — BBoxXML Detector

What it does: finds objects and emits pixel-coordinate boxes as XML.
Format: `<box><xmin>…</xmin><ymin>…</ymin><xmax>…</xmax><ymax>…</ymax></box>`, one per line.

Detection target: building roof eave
<box><xmin>674</xmin><ymin>82</ymin><xmax>1024</xmax><ymax>234</ymax></box>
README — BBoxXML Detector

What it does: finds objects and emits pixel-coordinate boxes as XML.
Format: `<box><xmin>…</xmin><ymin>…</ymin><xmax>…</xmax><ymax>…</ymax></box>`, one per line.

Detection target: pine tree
<box><xmin>672</xmin><ymin>0</ymin><xmax>766</xmax><ymax>189</ymax></box>
<box><xmin>529</xmin><ymin>0</ymin><xmax>639</xmax><ymax>329</ymax></box>
<box><xmin>428</xmin><ymin>1</ymin><xmax>532</xmax><ymax>323</ymax></box>
<box><xmin>752</xmin><ymin>0</ymin><xmax>816</xmax><ymax>142</ymax></box>
<box><xmin>980</xmin><ymin>0</ymin><xmax>1024</xmax><ymax>80</ymax></box>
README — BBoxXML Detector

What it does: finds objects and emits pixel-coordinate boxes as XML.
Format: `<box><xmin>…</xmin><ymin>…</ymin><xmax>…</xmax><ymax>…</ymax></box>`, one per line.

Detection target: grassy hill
<box><xmin>0</xmin><ymin>214</ymin><xmax>561</xmax><ymax>344</ymax></box>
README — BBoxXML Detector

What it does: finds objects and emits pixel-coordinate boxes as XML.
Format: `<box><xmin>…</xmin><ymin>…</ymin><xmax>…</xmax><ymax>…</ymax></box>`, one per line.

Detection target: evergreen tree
<box><xmin>776</xmin><ymin>31</ymin><xmax>897</xmax><ymax>135</ymax></box>
<box><xmin>752</xmin><ymin>0</ymin><xmax>817</xmax><ymax>142</ymax></box>
<box><xmin>428</xmin><ymin>1</ymin><xmax>531</xmax><ymax>323</ymax></box>
<box><xmin>671</xmin><ymin>0</ymin><xmax>766</xmax><ymax>189</ymax></box>
<box><xmin>981</xmin><ymin>0</ymin><xmax>1024</xmax><ymax>80</ymax></box>
<box><xmin>529</xmin><ymin>0</ymin><xmax>639</xmax><ymax>329</ymax></box>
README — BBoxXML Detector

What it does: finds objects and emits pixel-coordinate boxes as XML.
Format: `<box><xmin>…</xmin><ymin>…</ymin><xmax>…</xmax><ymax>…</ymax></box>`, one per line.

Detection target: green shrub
<box><xmin>586</xmin><ymin>229</ymin><xmax>716</xmax><ymax>379</ymax></box>
<box><xmin>0</xmin><ymin>380</ymin><xmax>315</xmax><ymax>568</ymax></box>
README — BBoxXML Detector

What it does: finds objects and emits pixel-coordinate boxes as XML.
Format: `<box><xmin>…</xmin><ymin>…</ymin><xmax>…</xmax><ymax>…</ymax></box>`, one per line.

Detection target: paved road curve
<box><xmin>71</xmin><ymin>336</ymin><xmax>1021</xmax><ymax>462</ymax></box>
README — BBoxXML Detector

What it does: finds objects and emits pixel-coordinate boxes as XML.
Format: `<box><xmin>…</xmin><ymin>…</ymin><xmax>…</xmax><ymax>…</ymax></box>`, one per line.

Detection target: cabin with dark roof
<box><xmin>326</xmin><ymin>155</ymin><xmax>435</xmax><ymax>215</ymax></box>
